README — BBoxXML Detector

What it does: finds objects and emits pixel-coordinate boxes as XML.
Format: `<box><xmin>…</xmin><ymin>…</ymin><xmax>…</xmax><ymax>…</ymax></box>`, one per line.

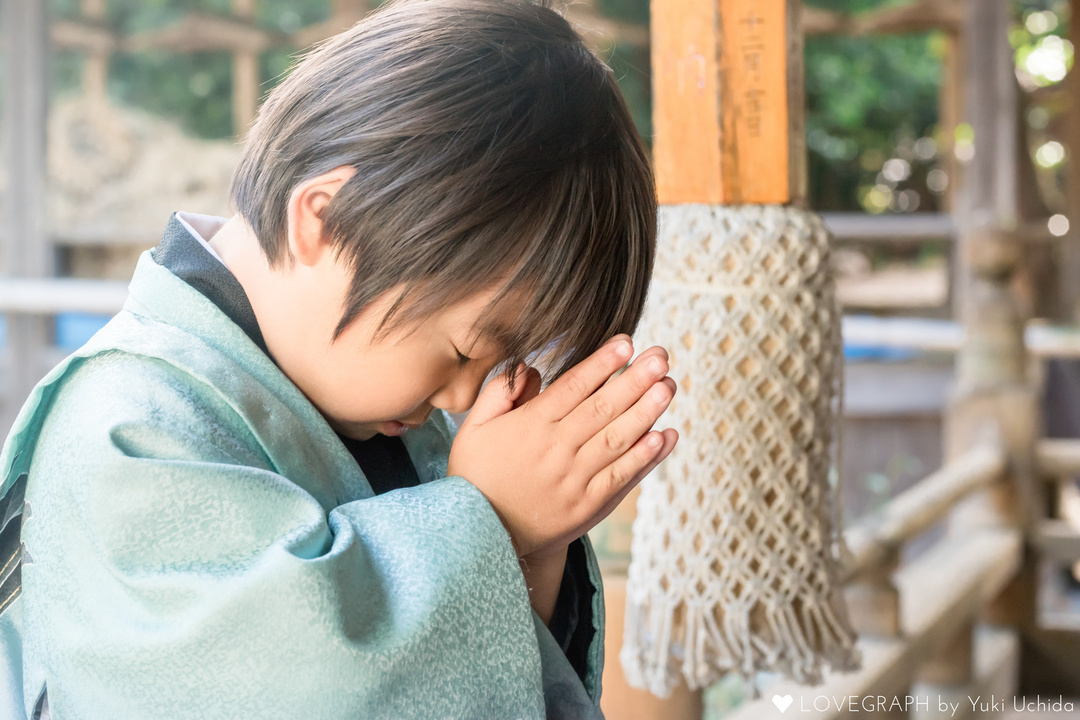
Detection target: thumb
<box><xmin>511</xmin><ymin>366</ymin><xmax>542</xmax><ymax>410</ymax></box>
<box><xmin>465</xmin><ymin>363</ymin><xmax>527</xmax><ymax>426</ymax></box>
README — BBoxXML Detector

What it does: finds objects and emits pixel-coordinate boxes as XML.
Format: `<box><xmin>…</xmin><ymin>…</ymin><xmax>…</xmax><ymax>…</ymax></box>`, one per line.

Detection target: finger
<box><xmin>557</xmin><ymin>429</ymin><xmax>678</xmax><ymax>545</ymax></box>
<box><xmin>603</xmin><ymin>345</ymin><xmax>668</xmax><ymax>387</ymax></box>
<box><xmin>635</xmin><ymin>346</ymin><xmax>669</xmax><ymax>364</ymax></box>
<box><xmin>512</xmin><ymin>366</ymin><xmax>543</xmax><ymax>410</ymax></box>
<box><xmin>563</xmin><ymin>346</ymin><xmax>670</xmax><ymax>445</ymax></box>
<box><xmin>575</xmin><ymin>376</ymin><xmax>674</xmax><ymax>483</ymax></box>
<box><xmin>587</xmin><ymin>428</ymin><xmax>678</xmax><ymax>526</ymax></box>
<box><xmin>582</xmin><ymin>421</ymin><xmax>674</xmax><ymax>507</ymax></box>
<box><xmin>466</xmin><ymin>363</ymin><xmax>529</xmax><ymax>426</ymax></box>
<box><xmin>532</xmin><ymin>334</ymin><xmax>633</xmax><ymax>421</ymax></box>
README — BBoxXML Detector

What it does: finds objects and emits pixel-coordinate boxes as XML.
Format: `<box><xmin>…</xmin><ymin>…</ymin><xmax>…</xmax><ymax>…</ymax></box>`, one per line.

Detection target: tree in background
<box><xmin>50</xmin><ymin>0</ymin><xmax>330</xmax><ymax>138</ymax></box>
<box><xmin>804</xmin><ymin>2</ymin><xmax>944</xmax><ymax>214</ymax></box>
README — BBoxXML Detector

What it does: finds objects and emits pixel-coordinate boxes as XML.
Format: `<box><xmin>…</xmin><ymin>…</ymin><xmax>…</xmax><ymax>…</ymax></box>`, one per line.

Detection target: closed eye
<box><xmin>455</xmin><ymin>348</ymin><xmax>471</xmax><ymax>367</ymax></box>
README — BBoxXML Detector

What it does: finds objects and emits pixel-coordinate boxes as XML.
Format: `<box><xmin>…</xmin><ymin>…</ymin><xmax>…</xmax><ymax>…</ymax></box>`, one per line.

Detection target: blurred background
<box><xmin>2</xmin><ymin>0</ymin><xmax>1079</xmax><ymax>716</ymax></box>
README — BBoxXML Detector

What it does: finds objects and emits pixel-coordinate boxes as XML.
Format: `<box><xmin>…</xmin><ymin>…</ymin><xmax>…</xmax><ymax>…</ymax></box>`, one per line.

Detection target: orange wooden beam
<box><xmin>651</xmin><ymin>0</ymin><xmax>725</xmax><ymax>205</ymax></box>
<box><xmin>652</xmin><ymin>0</ymin><xmax>804</xmax><ymax>206</ymax></box>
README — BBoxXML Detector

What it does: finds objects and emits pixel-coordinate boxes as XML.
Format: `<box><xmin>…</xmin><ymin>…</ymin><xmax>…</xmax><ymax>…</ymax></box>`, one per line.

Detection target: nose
<box><xmin>429</xmin><ymin>365</ymin><xmax>490</xmax><ymax>415</ymax></box>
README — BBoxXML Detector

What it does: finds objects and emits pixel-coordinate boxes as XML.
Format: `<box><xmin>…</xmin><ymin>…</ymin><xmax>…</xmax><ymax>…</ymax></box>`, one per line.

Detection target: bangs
<box><xmin>368</xmin><ymin>87</ymin><xmax>656</xmax><ymax>395</ymax></box>
<box><xmin>482</xmin><ymin>139</ymin><xmax>655</xmax><ymax>392</ymax></box>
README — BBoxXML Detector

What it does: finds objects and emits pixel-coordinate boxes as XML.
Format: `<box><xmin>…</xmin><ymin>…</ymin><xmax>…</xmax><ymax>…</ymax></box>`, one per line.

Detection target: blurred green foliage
<box><xmin>597</xmin><ymin>0</ymin><xmax>648</xmax><ymax>26</ymax></box>
<box><xmin>1011</xmin><ymin>0</ymin><xmax>1072</xmax><ymax>215</ymax></box>
<box><xmin>605</xmin><ymin>43</ymin><xmax>652</xmax><ymax>147</ymax></box>
<box><xmin>598</xmin><ymin>0</ymin><xmax>651</xmax><ymax>143</ymax></box>
<box><xmin>804</xmin><ymin>0</ymin><xmax>945</xmax><ymax>213</ymax></box>
<box><xmin>49</xmin><ymin>0</ymin><xmax>329</xmax><ymax>138</ymax></box>
<box><xmin>804</xmin><ymin>31</ymin><xmax>943</xmax><ymax>212</ymax></box>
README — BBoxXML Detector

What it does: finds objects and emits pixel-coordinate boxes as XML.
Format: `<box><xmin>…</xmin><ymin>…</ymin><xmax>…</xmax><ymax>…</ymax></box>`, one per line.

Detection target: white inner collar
<box><xmin>175</xmin><ymin>211</ymin><xmax>229</xmax><ymax>266</ymax></box>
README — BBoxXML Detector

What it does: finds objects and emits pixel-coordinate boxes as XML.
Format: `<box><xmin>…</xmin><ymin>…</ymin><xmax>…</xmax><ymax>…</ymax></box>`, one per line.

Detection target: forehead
<box><xmin>448</xmin><ymin>284</ymin><xmax>530</xmax><ymax>349</ymax></box>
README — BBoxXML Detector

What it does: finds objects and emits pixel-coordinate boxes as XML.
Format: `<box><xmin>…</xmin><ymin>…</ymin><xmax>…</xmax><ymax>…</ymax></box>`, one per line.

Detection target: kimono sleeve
<box><xmin>431</xmin><ymin>409</ymin><xmax>606</xmax><ymax>702</ymax></box>
<box><xmin>17</xmin><ymin>355</ymin><xmax>547</xmax><ymax>720</ymax></box>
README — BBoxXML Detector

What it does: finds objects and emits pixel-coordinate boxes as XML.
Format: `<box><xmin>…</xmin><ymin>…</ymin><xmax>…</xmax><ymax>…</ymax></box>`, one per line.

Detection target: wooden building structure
<box><xmin>4</xmin><ymin>0</ymin><xmax>1080</xmax><ymax>718</ymax></box>
<box><xmin>600</xmin><ymin>0</ymin><xmax>1080</xmax><ymax>718</ymax></box>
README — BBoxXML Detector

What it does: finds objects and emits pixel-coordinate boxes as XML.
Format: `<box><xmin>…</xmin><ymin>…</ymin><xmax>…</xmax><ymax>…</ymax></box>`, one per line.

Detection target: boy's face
<box><xmin>324</xmin><ymin>286</ymin><xmax>518</xmax><ymax>440</ymax></box>
<box><xmin>266</xmin><ymin>267</ymin><xmax>520</xmax><ymax>442</ymax></box>
<box><xmin>237</xmin><ymin>165</ymin><xmax>525</xmax><ymax>441</ymax></box>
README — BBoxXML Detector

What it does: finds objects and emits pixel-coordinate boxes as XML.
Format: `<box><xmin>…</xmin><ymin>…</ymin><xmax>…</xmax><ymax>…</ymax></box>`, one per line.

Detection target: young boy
<box><xmin>0</xmin><ymin>0</ymin><xmax>677</xmax><ymax>717</ymax></box>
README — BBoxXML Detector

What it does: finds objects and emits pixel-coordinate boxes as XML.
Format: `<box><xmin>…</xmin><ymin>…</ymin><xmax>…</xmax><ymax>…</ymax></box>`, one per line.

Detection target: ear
<box><xmin>285</xmin><ymin>165</ymin><xmax>357</xmax><ymax>267</ymax></box>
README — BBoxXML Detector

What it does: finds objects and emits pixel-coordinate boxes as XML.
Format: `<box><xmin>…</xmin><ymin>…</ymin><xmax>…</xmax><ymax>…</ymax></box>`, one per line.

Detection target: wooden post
<box><xmin>945</xmin><ymin>0</ymin><xmax>1033</xmax><ymax>710</ymax></box>
<box><xmin>2</xmin><ymin>0</ymin><xmax>53</xmax><ymax>435</ymax></box>
<box><xmin>951</xmin><ymin>0</ymin><xmax>1018</xmax><ymax>317</ymax></box>
<box><xmin>938</xmin><ymin>26</ymin><xmax>963</xmax><ymax>312</ymax></box>
<box><xmin>845</xmin><ymin>549</ymin><xmax>906</xmax><ymax>720</ymax></box>
<box><xmin>81</xmin><ymin>0</ymin><xmax>108</xmax><ymax>106</ymax></box>
<box><xmin>911</xmin><ymin>621</ymin><xmax>976</xmax><ymax>720</ymax></box>
<box><xmin>651</xmin><ymin>0</ymin><xmax>804</xmax><ymax>205</ymax></box>
<box><xmin>601</xmin><ymin>575</ymin><xmax>706</xmax><ymax>720</ymax></box>
<box><xmin>232</xmin><ymin>0</ymin><xmax>260</xmax><ymax>136</ymax></box>
<box><xmin>937</xmin><ymin>32</ymin><xmax>961</xmax><ymax>215</ymax></box>
<box><xmin>845</xmin><ymin>548</ymin><xmax>901</xmax><ymax>639</ymax></box>
<box><xmin>1064</xmin><ymin>0</ymin><xmax>1080</xmax><ymax>323</ymax></box>
<box><xmin>948</xmin><ymin>0</ymin><xmax>1036</xmax><ymax>535</ymax></box>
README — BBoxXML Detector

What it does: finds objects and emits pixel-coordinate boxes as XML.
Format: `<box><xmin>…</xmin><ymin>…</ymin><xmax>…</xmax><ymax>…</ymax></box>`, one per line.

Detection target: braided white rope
<box><xmin>622</xmin><ymin>204</ymin><xmax>860</xmax><ymax>697</ymax></box>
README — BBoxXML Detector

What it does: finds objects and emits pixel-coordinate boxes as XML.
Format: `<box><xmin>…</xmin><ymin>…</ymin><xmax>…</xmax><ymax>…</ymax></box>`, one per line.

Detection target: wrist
<box><xmin>521</xmin><ymin>541</ymin><xmax>568</xmax><ymax>565</ymax></box>
<box><xmin>520</xmin><ymin>544</ymin><xmax>568</xmax><ymax>626</ymax></box>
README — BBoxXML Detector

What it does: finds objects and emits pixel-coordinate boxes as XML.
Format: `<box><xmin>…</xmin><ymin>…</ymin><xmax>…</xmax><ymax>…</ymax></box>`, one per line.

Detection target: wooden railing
<box><xmin>1035</xmin><ymin>439</ymin><xmax>1080</xmax><ymax>632</ymax></box>
<box><xmin>0</xmin><ymin>279</ymin><xmax>128</xmax><ymax>315</ymax></box>
<box><xmin>842</xmin><ymin>445</ymin><xmax>1007</xmax><ymax>580</ymax></box>
<box><xmin>723</xmin><ymin>444</ymin><xmax>1020</xmax><ymax>719</ymax></box>
<box><xmin>803</xmin><ymin>0</ymin><xmax>963</xmax><ymax>37</ymax></box>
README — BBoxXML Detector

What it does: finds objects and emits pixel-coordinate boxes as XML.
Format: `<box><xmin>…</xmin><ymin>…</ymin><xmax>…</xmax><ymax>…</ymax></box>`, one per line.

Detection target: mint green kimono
<box><xmin>0</xmin><ymin>251</ymin><xmax>606</xmax><ymax>719</ymax></box>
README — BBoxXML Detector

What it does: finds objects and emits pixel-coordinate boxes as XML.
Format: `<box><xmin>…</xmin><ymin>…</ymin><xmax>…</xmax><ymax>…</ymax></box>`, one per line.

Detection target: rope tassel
<box><xmin>622</xmin><ymin>204</ymin><xmax>861</xmax><ymax>697</ymax></box>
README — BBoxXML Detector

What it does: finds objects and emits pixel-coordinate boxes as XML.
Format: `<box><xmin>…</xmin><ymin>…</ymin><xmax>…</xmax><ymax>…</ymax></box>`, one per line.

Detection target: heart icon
<box><xmin>772</xmin><ymin>694</ymin><xmax>794</xmax><ymax>713</ymax></box>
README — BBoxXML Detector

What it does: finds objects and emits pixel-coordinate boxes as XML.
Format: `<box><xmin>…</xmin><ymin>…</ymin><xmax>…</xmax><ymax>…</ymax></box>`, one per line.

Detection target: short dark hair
<box><xmin>231</xmin><ymin>0</ymin><xmax>656</xmax><ymax>388</ymax></box>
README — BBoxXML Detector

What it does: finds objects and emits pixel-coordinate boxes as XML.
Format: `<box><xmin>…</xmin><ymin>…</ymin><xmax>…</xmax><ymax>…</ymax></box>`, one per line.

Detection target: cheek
<box><xmin>312</xmin><ymin>349</ymin><xmax>446</xmax><ymax>420</ymax></box>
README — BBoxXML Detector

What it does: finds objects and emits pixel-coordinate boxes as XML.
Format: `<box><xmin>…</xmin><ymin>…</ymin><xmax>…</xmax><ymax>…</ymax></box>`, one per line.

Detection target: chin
<box><xmin>325</xmin><ymin>417</ymin><xmax>380</xmax><ymax>441</ymax></box>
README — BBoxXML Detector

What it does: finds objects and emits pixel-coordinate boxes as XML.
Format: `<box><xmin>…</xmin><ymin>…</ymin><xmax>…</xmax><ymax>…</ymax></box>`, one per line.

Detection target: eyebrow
<box><xmin>465</xmin><ymin>324</ymin><xmax>516</xmax><ymax>356</ymax></box>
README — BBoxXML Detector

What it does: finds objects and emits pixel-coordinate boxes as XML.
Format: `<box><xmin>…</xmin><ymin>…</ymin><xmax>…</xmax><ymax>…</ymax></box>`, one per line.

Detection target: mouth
<box><xmin>380</xmin><ymin>421</ymin><xmax>409</xmax><ymax>436</ymax></box>
<box><xmin>379</xmin><ymin>415</ymin><xmax>429</xmax><ymax>437</ymax></box>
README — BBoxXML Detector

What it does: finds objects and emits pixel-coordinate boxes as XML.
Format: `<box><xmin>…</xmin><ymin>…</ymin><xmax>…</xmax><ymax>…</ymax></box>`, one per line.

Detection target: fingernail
<box><xmin>648</xmin><ymin>357</ymin><xmax>664</xmax><ymax>374</ymax></box>
<box><xmin>647</xmin><ymin>433</ymin><xmax>662</xmax><ymax>447</ymax></box>
<box><xmin>613</xmin><ymin>341</ymin><xmax>632</xmax><ymax>360</ymax></box>
<box><xmin>651</xmin><ymin>386</ymin><xmax>669</xmax><ymax>403</ymax></box>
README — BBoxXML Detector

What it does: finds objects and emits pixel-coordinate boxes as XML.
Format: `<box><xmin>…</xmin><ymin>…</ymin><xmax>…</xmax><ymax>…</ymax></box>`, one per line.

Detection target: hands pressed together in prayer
<box><xmin>447</xmin><ymin>334</ymin><xmax>679</xmax><ymax>622</ymax></box>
